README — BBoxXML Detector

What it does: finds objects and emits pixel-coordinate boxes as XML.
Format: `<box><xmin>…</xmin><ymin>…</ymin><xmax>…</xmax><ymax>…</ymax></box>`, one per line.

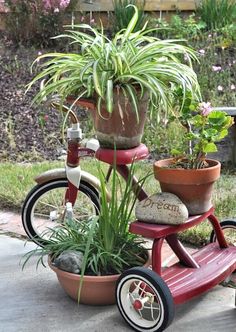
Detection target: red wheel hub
<box><xmin>133</xmin><ymin>299</ymin><xmax>143</xmax><ymax>310</ymax></box>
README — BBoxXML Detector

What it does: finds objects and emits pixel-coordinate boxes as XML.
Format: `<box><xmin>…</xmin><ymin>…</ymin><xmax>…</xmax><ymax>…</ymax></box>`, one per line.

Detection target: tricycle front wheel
<box><xmin>210</xmin><ymin>219</ymin><xmax>236</xmax><ymax>246</ymax></box>
<box><xmin>22</xmin><ymin>179</ymin><xmax>99</xmax><ymax>247</ymax></box>
<box><xmin>116</xmin><ymin>267</ymin><xmax>174</xmax><ymax>332</ymax></box>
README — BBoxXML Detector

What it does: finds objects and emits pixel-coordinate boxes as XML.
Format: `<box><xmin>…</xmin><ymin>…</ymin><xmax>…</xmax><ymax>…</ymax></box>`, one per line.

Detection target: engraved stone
<box><xmin>135</xmin><ymin>192</ymin><xmax>189</xmax><ymax>225</ymax></box>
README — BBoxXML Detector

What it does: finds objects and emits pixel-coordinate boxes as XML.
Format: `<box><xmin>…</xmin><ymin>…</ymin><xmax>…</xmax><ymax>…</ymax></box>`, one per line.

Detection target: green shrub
<box><xmin>150</xmin><ymin>13</ymin><xmax>205</xmax><ymax>41</ymax></box>
<box><xmin>196</xmin><ymin>0</ymin><xmax>236</xmax><ymax>30</ymax></box>
<box><xmin>5</xmin><ymin>0</ymin><xmax>78</xmax><ymax>47</ymax></box>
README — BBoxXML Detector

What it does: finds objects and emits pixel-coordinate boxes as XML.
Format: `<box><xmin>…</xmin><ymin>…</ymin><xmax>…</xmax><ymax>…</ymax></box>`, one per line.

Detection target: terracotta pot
<box><xmin>48</xmin><ymin>251</ymin><xmax>150</xmax><ymax>306</ymax></box>
<box><xmin>153</xmin><ymin>159</ymin><xmax>221</xmax><ymax>215</ymax></box>
<box><xmin>67</xmin><ymin>91</ymin><xmax>148</xmax><ymax>149</ymax></box>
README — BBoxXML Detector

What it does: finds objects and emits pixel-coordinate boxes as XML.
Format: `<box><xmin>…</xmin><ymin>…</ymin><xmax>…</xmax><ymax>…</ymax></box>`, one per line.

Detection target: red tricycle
<box><xmin>22</xmin><ymin>102</ymin><xmax>236</xmax><ymax>332</ymax></box>
<box><xmin>116</xmin><ymin>206</ymin><xmax>236</xmax><ymax>332</ymax></box>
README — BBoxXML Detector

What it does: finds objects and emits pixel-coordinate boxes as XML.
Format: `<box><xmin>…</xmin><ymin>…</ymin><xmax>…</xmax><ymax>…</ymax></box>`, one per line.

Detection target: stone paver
<box><xmin>0</xmin><ymin>211</ymin><xmax>27</xmax><ymax>237</ymax></box>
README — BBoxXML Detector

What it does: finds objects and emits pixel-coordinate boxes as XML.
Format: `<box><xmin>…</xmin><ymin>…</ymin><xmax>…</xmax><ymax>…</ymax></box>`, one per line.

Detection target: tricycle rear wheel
<box><xmin>210</xmin><ymin>219</ymin><xmax>236</xmax><ymax>246</ymax></box>
<box><xmin>116</xmin><ymin>267</ymin><xmax>174</xmax><ymax>332</ymax></box>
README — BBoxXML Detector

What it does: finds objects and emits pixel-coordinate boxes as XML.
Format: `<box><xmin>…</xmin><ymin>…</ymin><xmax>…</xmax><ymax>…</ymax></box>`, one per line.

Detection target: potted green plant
<box><xmin>23</xmin><ymin>161</ymin><xmax>151</xmax><ymax>305</ymax></box>
<box><xmin>153</xmin><ymin>89</ymin><xmax>233</xmax><ymax>215</ymax></box>
<box><xmin>27</xmin><ymin>6</ymin><xmax>200</xmax><ymax>149</ymax></box>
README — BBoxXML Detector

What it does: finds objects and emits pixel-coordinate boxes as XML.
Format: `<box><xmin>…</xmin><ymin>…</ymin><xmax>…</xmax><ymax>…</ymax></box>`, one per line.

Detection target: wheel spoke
<box><xmin>129</xmin><ymin>291</ymin><xmax>136</xmax><ymax>304</ymax></box>
<box><xmin>37</xmin><ymin>201</ymin><xmax>58</xmax><ymax>209</ymax></box>
<box><xmin>150</xmin><ymin>303</ymin><xmax>156</xmax><ymax>321</ymax></box>
<box><xmin>133</xmin><ymin>281</ymin><xmax>143</xmax><ymax>294</ymax></box>
<box><xmin>34</xmin><ymin>212</ymin><xmax>53</xmax><ymax>218</ymax></box>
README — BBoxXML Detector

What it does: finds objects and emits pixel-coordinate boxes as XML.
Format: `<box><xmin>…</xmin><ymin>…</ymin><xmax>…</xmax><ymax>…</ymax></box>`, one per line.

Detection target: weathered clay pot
<box><xmin>67</xmin><ymin>91</ymin><xmax>148</xmax><ymax>149</ymax></box>
<box><xmin>49</xmin><ymin>262</ymin><xmax>119</xmax><ymax>305</ymax></box>
<box><xmin>153</xmin><ymin>159</ymin><xmax>221</xmax><ymax>215</ymax></box>
<box><xmin>49</xmin><ymin>251</ymin><xmax>150</xmax><ymax>305</ymax></box>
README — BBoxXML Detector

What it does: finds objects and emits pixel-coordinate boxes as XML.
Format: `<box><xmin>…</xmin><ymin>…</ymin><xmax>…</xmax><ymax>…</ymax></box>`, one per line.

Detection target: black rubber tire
<box><xmin>22</xmin><ymin>178</ymin><xmax>100</xmax><ymax>247</ymax></box>
<box><xmin>116</xmin><ymin>267</ymin><xmax>175</xmax><ymax>332</ymax></box>
<box><xmin>210</xmin><ymin>219</ymin><xmax>236</xmax><ymax>244</ymax></box>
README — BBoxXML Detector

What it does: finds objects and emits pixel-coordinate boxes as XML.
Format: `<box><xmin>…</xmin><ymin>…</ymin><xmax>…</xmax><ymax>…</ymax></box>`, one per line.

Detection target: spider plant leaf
<box><xmin>124</xmin><ymin>84</ymin><xmax>139</xmax><ymax>122</ymax></box>
<box><xmin>93</xmin><ymin>59</ymin><xmax>103</xmax><ymax>97</ymax></box>
<box><xmin>106</xmin><ymin>80</ymin><xmax>113</xmax><ymax>114</ymax></box>
<box><xmin>123</xmin><ymin>5</ymin><xmax>139</xmax><ymax>39</ymax></box>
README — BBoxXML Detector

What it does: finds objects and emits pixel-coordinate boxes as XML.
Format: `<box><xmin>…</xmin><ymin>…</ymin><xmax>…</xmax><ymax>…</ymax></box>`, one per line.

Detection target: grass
<box><xmin>0</xmin><ymin>160</ymin><xmax>235</xmax><ymax>246</ymax></box>
<box><xmin>0</xmin><ymin>161</ymin><xmax>62</xmax><ymax>210</ymax></box>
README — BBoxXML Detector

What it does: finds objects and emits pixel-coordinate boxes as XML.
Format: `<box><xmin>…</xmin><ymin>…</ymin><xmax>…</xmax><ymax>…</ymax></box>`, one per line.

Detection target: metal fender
<box><xmin>34</xmin><ymin>168</ymin><xmax>110</xmax><ymax>200</ymax></box>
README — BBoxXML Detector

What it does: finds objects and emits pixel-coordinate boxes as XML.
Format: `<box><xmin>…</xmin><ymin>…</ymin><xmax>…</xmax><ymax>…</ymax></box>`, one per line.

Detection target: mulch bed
<box><xmin>0</xmin><ymin>39</ymin><xmax>65</xmax><ymax>162</ymax></box>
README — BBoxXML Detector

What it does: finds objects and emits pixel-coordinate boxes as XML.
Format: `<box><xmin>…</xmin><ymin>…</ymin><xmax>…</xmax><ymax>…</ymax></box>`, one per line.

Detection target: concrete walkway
<box><xmin>0</xmin><ymin>213</ymin><xmax>236</xmax><ymax>332</ymax></box>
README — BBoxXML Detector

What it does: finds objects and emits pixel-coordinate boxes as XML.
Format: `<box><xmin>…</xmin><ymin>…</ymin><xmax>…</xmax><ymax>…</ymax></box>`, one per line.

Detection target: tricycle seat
<box><xmin>95</xmin><ymin>143</ymin><xmax>149</xmax><ymax>165</ymax></box>
<box><xmin>130</xmin><ymin>207</ymin><xmax>214</xmax><ymax>239</ymax></box>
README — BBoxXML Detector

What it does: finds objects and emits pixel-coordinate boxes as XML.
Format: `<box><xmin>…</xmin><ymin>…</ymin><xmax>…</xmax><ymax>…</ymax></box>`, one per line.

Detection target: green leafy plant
<box><xmin>150</xmin><ymin>14</ymin><xmax>205</xmax><ymax>41</ymax></box>
<box><xmin>170</xmin><ymin>14</ymin><xmax>206</xmax><ymax>39</ymax></box>
<box><xmin>171</xmin><ymin>88</ymin><xmax>234</xmax><ymax>169</ymax></box>
<box><xmin>22</xmin><ymin>160</ymin><xmax>150</xmax><ymax>276</ymax></box>
<box><xmin>112</xmin><ymin>0</ymin><xmax>147</xmax><ymax>33</ymax></box>
<box><xmin>196</xmin><ymin>0</ymin><xmax>236</xmax><ymax>30</ymax></box>
<box><xmin>27</xmin><ymin>5</ymin><xmax>200</xmax><ymax>119</ymax></box>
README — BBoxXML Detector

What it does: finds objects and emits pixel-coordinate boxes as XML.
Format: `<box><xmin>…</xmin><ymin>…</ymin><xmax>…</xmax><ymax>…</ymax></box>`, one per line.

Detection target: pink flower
<box><xmin>199</xmin><ymin>102</ymin><xmax>213</xmax><ymax>116</ymax></box>
<box><xmin>217</xmin><ymin>85</ymin><xmax>224</xmax><ymax>92</ymax></box>
<box><xmin>44</xmin><ymin>115</ymin><xmax>49</xmax><ymax>121</ymax></box>
<box><xmin>212</xmin><ymin>65</ymin><xmax>221</xmax><ymax>72</ymax></box>
<box><xmin>90</xmin><ymin>18</ymin><xmax>95</xmax><ymax>24</ymax></box>
<box><xmin>42</xmin><ymin>0</ymin><xmax>70</xmax><ymax>11</ymax></box>
<box><xmin>231</xmin><ymin>84</ymin><xmax>236</xmax><ymax>90</ymax></box>
<box><xmin>81</xmin><ymin>16</ymin><xmax>85</xmax><ymax>22</ymax></box>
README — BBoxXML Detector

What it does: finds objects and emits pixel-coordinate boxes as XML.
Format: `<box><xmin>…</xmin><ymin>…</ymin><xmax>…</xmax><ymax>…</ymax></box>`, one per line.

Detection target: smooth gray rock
<box><xmin>53</xmin><ymin>250</ymin><xmax>84</xmax><ymax>274</ymax></box>
<box><xmin>135</xmin><ymin>192</ymin><xmax>189</xmax><ymax>225</ymax></box>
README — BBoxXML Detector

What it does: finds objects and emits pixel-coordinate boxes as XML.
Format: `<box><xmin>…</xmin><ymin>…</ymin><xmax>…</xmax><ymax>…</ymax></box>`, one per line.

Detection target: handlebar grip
<box><xmin>66</xmin><ymin>96</ymin><xmax>96</xmax><ymax>111</ymax></box>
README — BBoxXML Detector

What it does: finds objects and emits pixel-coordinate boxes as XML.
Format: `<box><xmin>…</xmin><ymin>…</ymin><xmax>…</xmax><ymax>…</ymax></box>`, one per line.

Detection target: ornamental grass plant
<box><xmin>22</xmin><ymin>160</ymin><xmax>150</xmax><ymax>276</ymax></box>
<box><xmin>196</xmin><ymin>0</ymin><xmax>236</xmax><ymax>30</ymax></box>
<box><xmin>112</xmin><ymin>0</ymin><xmax>147</xmax><ymax>33</ymax></box>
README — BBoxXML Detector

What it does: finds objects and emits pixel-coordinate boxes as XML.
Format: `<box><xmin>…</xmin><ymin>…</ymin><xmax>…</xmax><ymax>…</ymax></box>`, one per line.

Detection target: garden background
<box><xmin>0</xmin><ymin>0</ymin><xmax>236</xmax><ymax>244</ymax></box>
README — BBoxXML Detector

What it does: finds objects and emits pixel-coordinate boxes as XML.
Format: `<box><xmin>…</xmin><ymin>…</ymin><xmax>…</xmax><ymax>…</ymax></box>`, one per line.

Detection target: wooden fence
<box><xmin>79</xmin><ymin>0</ymin><xmax>198</xmax><ymax>11</ymax></box>
<box><xmin>0</xmin><ymin>0</ymin><xmax>200</xmax><ymax>13</ymax></box>
<box><xmin>0</xmin><ymin>0</ymin><xmax>200</xmax><ymax>30</ymax></box>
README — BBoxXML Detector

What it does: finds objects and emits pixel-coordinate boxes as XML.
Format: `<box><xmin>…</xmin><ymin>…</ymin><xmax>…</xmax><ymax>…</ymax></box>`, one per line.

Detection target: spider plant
<box><xmin>28</xmin><ymin>5</ymin><xmax>200</xmax><ymax>120</ymax></box>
